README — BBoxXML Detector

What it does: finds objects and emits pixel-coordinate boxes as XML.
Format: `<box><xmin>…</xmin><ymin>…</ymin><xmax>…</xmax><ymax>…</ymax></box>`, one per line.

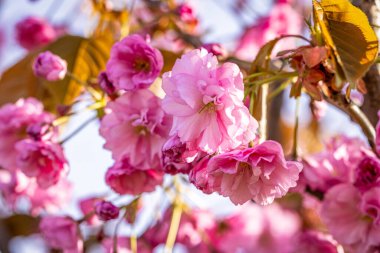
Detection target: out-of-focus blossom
<box><xmin>151</xmin><ymin>30</ymin><xmax>186</xmax><ymax>53</ymax></box>
<box><xmin>202</xmin><ymin>43</ymin><xmax>227</xmax><ymax>57</ymax></box>
<box><xmin>105</xmin><ymin>158</ymin><xmax>163</xmax><ymax>195</ymax></box>
<box><xmin>0</xmin><ymin>98</ymin><xmax>55</xmax><ymax>170</ymax></box>
<box><xmin>27</xmin><ymin>178</ymin><xmax>72</xmax><ymax>215</ymax></box>
<box><xmin>302</xmin><ymin>136</ymin><xmax>372</xmax><ymax>192</ymax></box>
<box><xmin>106</xmin><ymin>34</ymin><xmax>163</xmax><ymax>91</ymax></box>
<box><xmin>162</xmin><ymin>49</ymin><xmax>257</xmax><ymax>154</ymax></box>
<box><xmin>102</xmin><ymin>237</ymin><xmax>152</xmax><ymax>253</ymax></box>
<box><xmin>33</xmin><ymin>51</ymin><xmax>67</xmax><ymax>81</ymax></box>
<box><xmin>0</xmin><ymin>169</ymin><xmax>31</xmax><ymax>209</ymax></box>
<box><xmin>213</xmin><ymin>203</ymin><xmax>301</xmax><ymax>253</ymax></box>
<box><xmin>100</xmin><ymin>89</ymin><xmax>171</xmax><ymax>169</ymax></box>
<box><xmin>95</xmin><ymin>200</ymin><xmax>119</xmax><ymax>221</ymax></box>
<box><xmin>293</xmin><ymin>231</ymin><xmax>344</xmax><ymax>253</ymax></box>
<box><xmin>78</xmin><ymin>196</ymin><xmax>102</xmax><ymax>225</ymax></box>
<box><xmin>177</xmin><ymin>3</ymin><xmax>198</xmax><ymax>25</ymax></box>
<box><xmin>194</xmin><ymin>141</ymin><xmax>302</xmax><ymax>205</ymax></box>
<box><xmin>15</xmin><ymin>16</ymin><xmax>56</xmax><ymax>50</ymax></box>
<box><xmin>98</xmin><ymin>71</ymin><xmax>116</xmax><ymax>96</ymax></box>
<box><xmin>320</xmin><ymin>184</ymin><xmax>380</xmax><ymax>251</ymax></box>
<box><xmin>310</xmin><ymin>100</ymin><xmax>327</xmax><ymax>121</ymax></box>
<box><xmin>40</xmin><ymin>216</ymin><xmax>83</xmax><ymax>252</ymax></box>
<box><xmin>354</xmin><ymin>156</ymin><xmax>380</xmax><ymax>192</ymax></box>
<box><xmin>15</xmin><ymin>139</ymin><xmax>69</xmax><ymax>188</ymax></box>
<box><xmin>144</xmin><ymin>208</ymin><xmax>216</xmax><ymax>248</ymax></box>
<box><xmin>235</xmin><ymin>3</ymin><xmax>302</xmax><ymax>61</ymax></box>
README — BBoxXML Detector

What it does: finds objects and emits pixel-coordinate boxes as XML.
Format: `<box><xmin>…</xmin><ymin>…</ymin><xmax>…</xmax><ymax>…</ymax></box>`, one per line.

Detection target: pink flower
<box><xmin>293</xmin><ymin>231</ymin><xmax>344</xmax><ymax>253</ymax></box>
<box><xmin>78</xmin><ymin>197</ymin><xmax>102</xmax><ymax>225</ymax></box>
<box><xmin>235</xmin><ymin>3</ymin><xmax>302</xmax><ymax>61</ymax></box>
<box><xmin>354</xmin><ymin>156</ymin><xmax>380</xmax><ymax>192</ymax></box>
<box><xmin>15</xmin><ymin>16</ymin><xmax>56</xmax><ymax>50</ymax></box>
<box><xmin>102</xmin><ymin>237</ymin><xmax>152</xmax><ymax>253</ymax></box>
<box><xmin>189</xmin><ymin>156</ymin><xmax>213</xmax><ymax>194</ymax></box>
<box><xmin>39</xmin><ymin>216</ymin><xmax>83</xmax><ymax>252</ymax></box>
<box><xmin>100</xmin><ymin>89</ymin><xmax>171</xmax><ymax>170</ymax></box>
<box><xmin>320</xmin><ymin>184</ymin><xmax>380</xmax><ymax>251</ymax></box>
<box><xmin>376</xmin><ymin>110</ymin><xmax>380</xmax><ymax>155</ymax></box>
<box><xmin>144</xmin><ymin>208</ymin><xmax>216</xmax><ymax>248</ymax></box>
<box><xmin>0</xmin><ymin>169</ymin><xmax>31</xmax><ymax>209</ymax></box>
<box><xmin>27</xmin><ymin>178</ymin><xmax>72</xmax><ymax>215</ymax></box>
<box><xmin>0</xmin><ymin>98</ymin><xmax>55</xmax><ymax>170</ymax></box>
<box><xmin>162</xmin><ymin>49</ymin><xmax>257</xmax><ymax>154</ymax></box>
<box><xmin>95</xmin><ymin>200</ymin><xmax>120</xmax><ymax>221</ymax></box>
<box><xmin>197</xmin><ymin>141</ymin><xmax>302</xmax><ymax>205</ymax></box>
<box><xmin>302</xmin><ymin>136</ymin><xmax>371</xmax><ymax>192</ymax></box>
<box><xmin>202</xmin><ymin>43</ymin><xmax>228</xmax><ymax>57</ymax></box>
<box><xmin>213</xmin><ymin>203</ymin><xmax>300</xmax><ymax>253</ymax></box>
<box><xmin>106</xmin><ymin>34</ymin><xmax>163</xmax><ymax>91</ymax></box>
<box><xmin>15</xmin><ymin>139</ymin><xmax>69</xmax><ymax>188</ymax></box>
<box><xmin>33</xmin><ymin>51</ymin><xmax>67</xmax><ymax>81</ymax></box>
<box><xmin>105</xmin><ymin>158</ymin><xmax>163</xmax><ymax>195</ymax></box>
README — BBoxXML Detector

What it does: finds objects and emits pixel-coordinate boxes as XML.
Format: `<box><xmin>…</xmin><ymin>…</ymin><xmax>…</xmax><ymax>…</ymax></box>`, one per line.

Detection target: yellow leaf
<box><xmin>0</xmin><ymin>35</ymin><xmax>112</xmax><ymax>112</ymax></box>
<box><xmin>312</xmin><ymin>0</ymin><xmax>379</xmax><ymax>88</ymax></box>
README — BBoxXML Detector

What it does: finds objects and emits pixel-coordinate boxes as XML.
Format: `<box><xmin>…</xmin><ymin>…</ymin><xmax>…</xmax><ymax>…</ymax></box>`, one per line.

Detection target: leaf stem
<box><xmin>292</xmin><ymin>98</ymin><xmax>300</xmax><ymax>159</ymax></box>
<box><xmin>259</xmin><ymin>84</ymin><xmax>269</xmax><ymax>143</ymax></box>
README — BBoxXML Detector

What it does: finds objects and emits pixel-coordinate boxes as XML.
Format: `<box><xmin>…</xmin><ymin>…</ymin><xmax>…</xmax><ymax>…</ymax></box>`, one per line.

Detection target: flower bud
<box><xmin>95</xmin><ymin>200</ymin><xmax>120</xmax><ymax>221</ymax></box>
<box><xmin>33</xmin><ymin>51</ymin><xmax>67</xmax><ymax>81</ymax></box>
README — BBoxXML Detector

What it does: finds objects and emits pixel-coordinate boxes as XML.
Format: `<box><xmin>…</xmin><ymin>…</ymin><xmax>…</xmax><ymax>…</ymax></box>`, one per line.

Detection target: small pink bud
<box><xmin>95</xmin><ymin>200</ymin><xmax>119</xmax><ymax>221</ymax></box>
<box><xmin>33</xmin><ymin>51</ymin><xmax>67</xmax><ymax>81</ymax></box>
<box><xmin>202</xmin><ymin>43</ymin><xmax>227</xmax><ymax>57</ymax></box>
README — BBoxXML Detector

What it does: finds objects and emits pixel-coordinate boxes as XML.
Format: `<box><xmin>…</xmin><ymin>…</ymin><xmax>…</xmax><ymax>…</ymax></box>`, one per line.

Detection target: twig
<box><xmin>292</xmin><ymin>98</ymin><xmax>300</xmax><ymax>159</ymax></box>
<box><xmin>258</xmin><ymin>84</ymin><xmax>269</xmax><ymax>143</ymax></box>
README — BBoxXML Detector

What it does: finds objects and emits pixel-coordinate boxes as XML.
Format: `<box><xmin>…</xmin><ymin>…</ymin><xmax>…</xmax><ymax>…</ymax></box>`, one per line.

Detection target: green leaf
<box><xmin>0</xmin><ymin>35</ymin><xmax>113</xmax><ymax>113</ymax></box>
<box><xmin>313</xmin><ymin>0</ymin><xmax>379</xmax><ymax>88</ymax></box>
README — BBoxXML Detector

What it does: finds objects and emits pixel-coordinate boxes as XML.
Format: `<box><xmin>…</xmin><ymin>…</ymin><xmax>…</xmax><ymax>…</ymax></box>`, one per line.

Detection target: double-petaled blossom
<box><xmin>15</xmin><ymin>139</ymin><xmax>69</xmax><ymax>188</ymax></box>
<box><xmin>0</xmin><ymin>98</ymin><xmax>55</xmax><ymax>170</ymax></box>
<box><xmin>191</xmin><ymin>141</ymin><xmax>302</xmax><ymax>205</ymax></box>
<box><xmin>15</xmin><ymin>16</ymin><xmax>56</xmax><ymax>50</ymax></box>
<box><xmin>302</xmin><ymin>136</ymin><xmax>371</xmax><ymax>192</ymax></box>
<box><xmin>39</xmin><ymin>216</ymin><xmax>83</xmax><ymax>253</ymax></box>
<box><xmin>354</xmin><ymin>156</ymin><xmax>380</xmax><ymax>192</ymax></box>
<box><xmin>235</xmin><ymin>3</ymin><xmax>302</xmax><ymax>61</ymax></box>
<box><xmin>33</xmin><ymin>51</ymin><xmax>67</xmax><ymax>81</ymax></box>
<box><xmin>162</xmin><ymin>48</ymin><xmax>257</xmax><ymax>154</ymax></box>
<box><xmin>105</xmin><ymin>158</ymin><xmax>163</xmax><ymax>195</ymax></box>
<box><xmin>106</xmin><ymin>34</ymin><xmax>163</xmax><ymax>91</ymax></box>
<box><xmin>100</xmin><ymin>89</ymin><xmax>171</xmax><ymax>170</ymax></box>
<box><xmin>320</xmin><ymin>184</ymin><xmax>380</xmax><ymax>252</ymax></box>
<box><xmin>212</xmin><ymin>203</ymin><xmax>301</xmax><ymax>253</ymax></box>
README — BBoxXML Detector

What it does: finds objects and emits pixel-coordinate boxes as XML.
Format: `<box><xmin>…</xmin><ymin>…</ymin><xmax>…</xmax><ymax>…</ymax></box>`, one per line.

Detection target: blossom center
<box><xmin>133</xmin><ymin>59</ymin><xmax>150</xmax><ymax>72</ymax></box>
<box><xmin>198</xmin><ymin>102</ymin><xmax>216</xmax><ymax>113</ymax></box>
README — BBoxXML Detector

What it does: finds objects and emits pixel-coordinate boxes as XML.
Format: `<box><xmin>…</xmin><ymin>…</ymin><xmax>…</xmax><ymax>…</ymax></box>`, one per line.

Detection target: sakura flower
<box><xmin>15</xmin><ymin>139</ymin><xmax>69</xmax><ymax>188</ymax></box>
<box><xmin>106</xmin><ymin>34</ymin><xmax>163</xmax><ymax>91</ymax></box>
<box><xmin>15</xmin><ymin>16</ymin><xmax>56</xmax><ymax>50</ymax></box>
<box><xmin>39</xmin><ymin>216</ymin><xmax>83</xmax><ymax>252</ymax></box>
<box><xmin>33</xmin><ymin>51</ymin><xmax>67</xmax><ymax>81</ymax></box>
<box><xmin>213</xmin><ymin>203</ymin><xmax>301</xmax><ymax>253</ymax></box>
<box><xmin>376</xmin><ymin>110</ymin><xmax>380</xmax><ymax>155</ymax></box>
<box><xmin>293</xmin><ymin>231</ymin><xmax>344</xmax><ymax>253</ymax></box>
<box><xmin>0</xmin><ymin>169</ymin><xmax>31</xmax><ymax>209</ymax></box>
<box><xmin>235</xmin><ymin>3</ymin><xmax>302</xmax><ymax>61</ymax></box>
<box><xmin>0</xmin><ymin>98</ymin><xmax>55</xmax><ymax>170</ymax></box>
<box><xmin>95</xmin><ymin>200</ymin><xmax>120</xmax><ymax>221</ymax></box>
<box><xmin>100</xmin><ymin>89</ymin><xmax>171</xmax><ymax>170</ymax></box>
<box><xmin>354</xmin><ymin>156</ymin><xmax>380</xmax><ymax>192</ymax></box>
<box><xmin>320</xmin><ymin>184</ymin><xmax>380</xmax><ymax>251</ymax></box>
<box><xmin>162</xmin><ymin>49</ymin><xmax>257</xmax><ymax>154</ymax></box>
<box><xmin>196</xmin><ymin>141</ymin><xmax>302</xmax><ymax>205</ymax></box>
<box><xmin>105</xmin><ymin>158</ymin><xmax>163</xmax><ymax>195</ymax></box>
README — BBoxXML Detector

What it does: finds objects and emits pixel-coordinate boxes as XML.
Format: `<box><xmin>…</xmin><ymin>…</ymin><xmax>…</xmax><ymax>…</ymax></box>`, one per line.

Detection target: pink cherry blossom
<box><xmin>100</xmin><ymin>89</ymin><xmax>171</xmax><ymax>170</ymax></box>
<box><xmin>95</xmin><ymin>200</ymin><xmax>120</xmax><ymax>221</ymax></box>
<box><xmin>162</xmin><ymin>48</ymin><xmax>257</xmax><ymax>154</ymax></box>
<box><xmin>0</xmin><ymin>98</ymin><xmax>55</xmax><ymax>170</ymax></box>
<box><xmin>235</xmin><ymin>3</ymin><xmax>302</xmax><ymax>61</ymax></box>
<box><xmin>302</xmin><ymin>136</ymin><xmax>372</xmax><ymax>192</ymax></box>
<box><xmin>33</xmin><ymin>51</ymin><xmax>67</xmax><ymax>81</ymax></box>
<box><xmin>213</xmin><ymin>203</ymin><xmax>301</xmax><ymax>253</ymax></box>
<box><xmin>354</xmin><ymin>156</ymin><xmax>380</xmax><ymax>192</ymax></box>
<box><xmin>320</xmin><ymin>184</ymin><xmax>380</xmax><ymax>251</ymax></box>
<box><xmin>0</xmin><ymin>169</ymin><xmax>31</xmax><ymax>209</ymax></box>
<box><xmin>105</xmin><ymin>158</ymin><xmax>163</xmax><ymax>195</ymax></box>
<box><xmin>39</xmin><ymin>216</ymin><xmax>83</xmax><ymax>252</ymax></box>
<box><xmin>293</xmin><ymin>231</ymin><xmax>344</xmax><ymax>253</ymax></box>
<box><xmin>196</xmin><ymin>141</ymin><xmax>302</xmax><ymax>205</ymax></box>
<box><xmin>376</xmin><ymin>110</ymin><xmax>380</xmax><ymax>155</ymax></box>
<box><xmin>15</xmin><ymin>16</ymin><xmax>56</xmax><ymax>50</ymax></box>
<box><xmin>78</xmin><ymin>196</ymin><xmax>102</xmax><ymax>225</ymax></box>
<box><xmin>106</xmin><ymin>34</ymin><xmax>163</xmax><ymax>91</ymax></box>
<box><xmin>15</xmin><ymin>139</ymin><xmax>69</xmax><ymax>188</ymax></box>
<box><xmin>102</xmin><ymin>237</ymin><xmax>152</xmax><ymax>253</ymax></box>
